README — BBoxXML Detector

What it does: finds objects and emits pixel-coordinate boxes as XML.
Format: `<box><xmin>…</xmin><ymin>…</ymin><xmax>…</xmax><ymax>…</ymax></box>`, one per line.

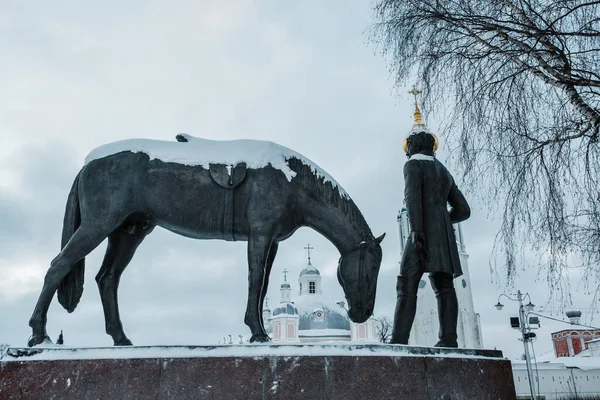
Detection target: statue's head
<box><xmin>337</xmin><ymin>233</ymin><xmax>385</xmax><ymax>323</ymax></box>
<box><xmin>405</xmin><ymin>131</ymin><xmax>437</xmax><ymax>158</ymax></box>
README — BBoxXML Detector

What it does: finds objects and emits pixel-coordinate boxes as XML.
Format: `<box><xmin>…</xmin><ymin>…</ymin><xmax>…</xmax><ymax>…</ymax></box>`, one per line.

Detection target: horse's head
<box><xmin>337</xmin><ymin>233</ymin><xmax>385</xmax><ymax>323</ymax></box>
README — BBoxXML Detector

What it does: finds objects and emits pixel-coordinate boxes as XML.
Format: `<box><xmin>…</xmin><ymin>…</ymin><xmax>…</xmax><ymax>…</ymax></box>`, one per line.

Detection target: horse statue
<box><xmin>28</xmin><ymin>134</ymin><xmax>384</xmax><ymax>347</ymax></box>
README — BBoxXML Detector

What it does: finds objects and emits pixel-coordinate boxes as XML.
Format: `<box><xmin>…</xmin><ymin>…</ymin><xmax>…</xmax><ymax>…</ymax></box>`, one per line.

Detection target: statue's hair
<box><xmin>406</xmin><ymin>132</ymin><xmax>435</xmax><ymax>156</ymax></box>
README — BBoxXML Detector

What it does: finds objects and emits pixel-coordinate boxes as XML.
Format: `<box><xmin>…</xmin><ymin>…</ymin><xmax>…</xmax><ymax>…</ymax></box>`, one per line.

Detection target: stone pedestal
<box><xmin>0</xmin><ymin>344</ymin><xmax>516</xmax><ymax>399</ymax></box>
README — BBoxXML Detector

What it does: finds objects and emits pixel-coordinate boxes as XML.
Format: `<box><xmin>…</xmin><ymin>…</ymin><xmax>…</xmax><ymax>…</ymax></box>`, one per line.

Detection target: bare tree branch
<box><xmin>370</xmin><ymin>0</ymin><xmax>600</xmax><ymax>296</ymax></box>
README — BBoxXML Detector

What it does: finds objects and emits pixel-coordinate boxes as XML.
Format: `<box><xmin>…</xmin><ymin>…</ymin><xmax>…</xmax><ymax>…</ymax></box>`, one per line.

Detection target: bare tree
<box><xmin>371</xmin><ymin>0</ymin><xmax>600</xmax><ymax>296</ymax></box>
<box><xmin>376</xmin><ymin>317</ymin><xmax>393</xmax><ymax>343</ymax></box>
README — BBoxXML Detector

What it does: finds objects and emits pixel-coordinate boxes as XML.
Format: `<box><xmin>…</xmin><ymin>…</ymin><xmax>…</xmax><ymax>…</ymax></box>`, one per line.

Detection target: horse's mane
<box><xmin>286</xmin><ymin>157</ymin><xmax>372</xmax><ymax>240</ymax></box>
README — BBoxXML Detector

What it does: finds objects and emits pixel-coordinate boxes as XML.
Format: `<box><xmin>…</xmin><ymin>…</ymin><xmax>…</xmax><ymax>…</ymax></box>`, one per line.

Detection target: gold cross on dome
<box><xmin>408</xmin><ymin>85</ymin><xmax>423</xmax><ymax>124</ymax></box>
<box><xmin>408</xmin><ymin>85</ymin><xmax>421</xmax><ymax>105</ymax></box>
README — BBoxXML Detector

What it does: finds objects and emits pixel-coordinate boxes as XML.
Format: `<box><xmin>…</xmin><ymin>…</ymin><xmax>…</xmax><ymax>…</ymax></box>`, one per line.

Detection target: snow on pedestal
<box><xmin>0</xmin><ymin>344</ymin><xmax>515</xmax><ymax>399</ymax></box>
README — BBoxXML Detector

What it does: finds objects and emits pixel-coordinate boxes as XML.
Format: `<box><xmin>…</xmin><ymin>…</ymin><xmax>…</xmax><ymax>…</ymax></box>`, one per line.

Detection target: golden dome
<box><xmin>403</xmin><ymin>85</ymin><xmax>438</xmax><ymax>153</ymax></box>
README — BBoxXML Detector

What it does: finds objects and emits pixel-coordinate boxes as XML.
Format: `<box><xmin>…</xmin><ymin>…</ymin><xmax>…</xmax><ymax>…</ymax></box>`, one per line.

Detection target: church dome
<box><xmin>272</xmin><ymin>303</ymin><xmax>298</xmax><ymax>317</ymax></box>
<box><xmin>294</xmin><ymin>295</ymin><xmax>351</xmax><ymax>332</ymax></box>
<box><xmin>299</xmin><ymin>260</ymin><xmax>320</xmax><ymax>277</ymax></box>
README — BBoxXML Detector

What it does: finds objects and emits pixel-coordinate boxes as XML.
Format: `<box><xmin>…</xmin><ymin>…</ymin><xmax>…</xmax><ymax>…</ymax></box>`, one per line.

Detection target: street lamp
<box><xmin>495</xmin><ymin>290</ymin><xmax>537</xmax><ymax>400</ymax></box>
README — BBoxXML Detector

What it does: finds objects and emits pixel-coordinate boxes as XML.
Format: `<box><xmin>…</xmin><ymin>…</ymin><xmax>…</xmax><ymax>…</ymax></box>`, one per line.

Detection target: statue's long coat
<box><xmin>401</xmin><ymin>155</ymin><xmax>471</xmax><ymax>277</ymax></box>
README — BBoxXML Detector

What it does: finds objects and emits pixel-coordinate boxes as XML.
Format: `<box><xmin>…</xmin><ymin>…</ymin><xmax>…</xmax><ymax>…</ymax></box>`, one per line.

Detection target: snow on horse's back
<box><xmin>84</xmin><ymin>134</ymin><xmax>347</xmax><ymax>197</ymax></box>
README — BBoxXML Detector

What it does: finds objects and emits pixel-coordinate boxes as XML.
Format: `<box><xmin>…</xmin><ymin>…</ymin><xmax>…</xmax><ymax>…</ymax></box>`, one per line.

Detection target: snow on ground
<box><xmin>84</xmin><ymin>134</ymin><xmax>348</xmax><ymax>197</ymax></box>
<box><xmin>1</xmin><ymin>343</ymin><xmax>503</xmax><ymax>362</ymax></box>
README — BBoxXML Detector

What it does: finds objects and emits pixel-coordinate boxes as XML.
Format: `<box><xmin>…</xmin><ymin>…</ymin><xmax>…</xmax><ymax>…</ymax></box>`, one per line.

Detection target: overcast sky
<box><xmin>1</xmin><ymin>0</ymin><xmax>597</xmax><ymax>359</ymax></box>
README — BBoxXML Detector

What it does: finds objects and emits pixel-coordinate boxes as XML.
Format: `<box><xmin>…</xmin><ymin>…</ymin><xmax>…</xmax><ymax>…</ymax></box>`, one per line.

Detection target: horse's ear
<box><xmin>374</xmin><ymin>233</ymin><xmax>386</xmax><ymax>245</ymax></box>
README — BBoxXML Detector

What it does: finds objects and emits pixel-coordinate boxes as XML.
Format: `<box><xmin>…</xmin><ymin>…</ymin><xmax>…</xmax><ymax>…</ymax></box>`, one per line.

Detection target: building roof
<box><xmin>299</xmin><ymin>260</ymin><xmax>320</xmax><ymax>277</ymax></box>
<box><xmin>272</xmin><ymin>303</ymin><xmax>298</xmax><ymax>317</ymax></box>
<box><xmin>552</xmin><ymin>328</ymin><xmax>600</xmax><ymax>335</ymax></box>
<box><xmin>512</xmin><ymin>355</ymin><xmax>600</xmax><ymax>371</ymax></box>
<box><xmin>294</xmin><ymin>295</ymin><xmax>351</xmax><ymax>333</ymax></box>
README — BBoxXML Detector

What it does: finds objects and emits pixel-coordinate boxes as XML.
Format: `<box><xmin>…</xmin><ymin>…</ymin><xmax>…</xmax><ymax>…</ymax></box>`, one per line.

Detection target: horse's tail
<box><xmin>57</xmin><ymin>170</ymin><xmax>85</xmax><ymax>313</ymax></box>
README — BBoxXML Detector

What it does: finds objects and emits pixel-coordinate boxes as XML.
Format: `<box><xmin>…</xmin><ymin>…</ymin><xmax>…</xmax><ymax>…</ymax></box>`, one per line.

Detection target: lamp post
<box><xmin>495</xmin><ymin>290</ymin><xmax>537</xmax><ymax>400</ymax></box>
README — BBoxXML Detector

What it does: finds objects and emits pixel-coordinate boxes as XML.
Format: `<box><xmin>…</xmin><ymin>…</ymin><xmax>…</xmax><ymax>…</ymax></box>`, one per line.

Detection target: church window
<box><xmin>309</xmin><ymin>281</ymin><xmax>316</xmax><ymax>293</ymax></box>
<box><xmin>314</xmin><ymin>310</ymin><xmax>324</xmax><ymax>321</ymax></box>
<box><xmin>461</xmin><ymin>279</ymin><xmax>467</xmax><ymax>289</ymax></box>
<box><xmin>300</xmin><ymin>283</ymin><xmax>302</xmax><ymax>292</ymax></box>
<box><xmin>359</xmin><ymin>325</ymin><xmax>366</xmax><ymax>339</ymax></box>
<box><xmin>418</xmin><ymin>280</ymin><xmax>426</xmax><ymax>289</ymax></box>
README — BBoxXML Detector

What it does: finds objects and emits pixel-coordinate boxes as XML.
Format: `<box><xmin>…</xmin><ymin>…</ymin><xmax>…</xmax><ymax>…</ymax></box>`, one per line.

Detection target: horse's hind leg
<box><xmin>28</xmin><ymin>226</ymin><xmax>108</xmax><ymax>347</ymax></box>
<box><xmin>245</xmin><ymin>235</ymin><xmax>277</xmax><ymax>343</ymax></box>
<box><xmin>259</xmin><ymin>241</ymin><xmax>278</xmax><ymax>334</ymax></box>
<box><xmin>96</xmin><ymin>222</ymin><xmax>154</xmax><ymax>346</ymax></box>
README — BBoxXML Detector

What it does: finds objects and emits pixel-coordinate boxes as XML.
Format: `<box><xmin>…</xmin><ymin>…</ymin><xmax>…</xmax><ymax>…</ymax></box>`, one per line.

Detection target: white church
<box><xmin>263</xmin><ymin>248</ymin><xmax>378</xmax><ymax>343</ymax></box>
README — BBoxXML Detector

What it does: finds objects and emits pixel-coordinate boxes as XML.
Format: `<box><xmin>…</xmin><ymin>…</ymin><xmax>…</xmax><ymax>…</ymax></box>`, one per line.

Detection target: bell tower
<box><xmin>298</xmin><ymin>244</ymin><xmax>322</xmax><ymax>296</ymax></box>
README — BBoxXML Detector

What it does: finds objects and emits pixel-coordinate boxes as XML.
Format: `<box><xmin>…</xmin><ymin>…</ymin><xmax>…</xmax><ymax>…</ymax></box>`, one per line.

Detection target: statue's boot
<box><xmin>390</xmin><ymin>276</ymin><xmax>417</xmax><ymax>344</ymax></box>
<box><xmin>430</xmin><ymin>274</ymin><xmax>459</xmax><ymax>348</ymax></box>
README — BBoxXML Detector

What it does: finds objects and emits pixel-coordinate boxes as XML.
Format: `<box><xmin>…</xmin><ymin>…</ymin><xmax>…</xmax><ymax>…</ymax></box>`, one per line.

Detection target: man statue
<box><xmin>390</xmin><ymin>131</ymin><xmax>471</xmax><ymax>347</ymax></box>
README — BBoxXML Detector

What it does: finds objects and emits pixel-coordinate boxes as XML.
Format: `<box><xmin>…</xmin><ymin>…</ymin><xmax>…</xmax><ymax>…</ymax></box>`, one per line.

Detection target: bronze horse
<box><xmin>28</xmin><ymin>134</ymin><xmax>384</xmax><ymax>346</ymax></box>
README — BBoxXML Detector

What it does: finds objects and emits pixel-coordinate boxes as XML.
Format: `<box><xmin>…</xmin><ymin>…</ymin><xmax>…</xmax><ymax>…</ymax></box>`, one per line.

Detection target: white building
<box><xmin>397</xmin><ymin>198</ymin><xmax>483</xmax><ymax>349</ymax></box>
<box><xmin>512</xmin><ymin>337</ymin><xmax>600</xmax><ymax>399</ymax></box>
<box><xmin>264</xmin><ymin>249</ymin><xmax>377</xmax><ymax>343</ymax></box>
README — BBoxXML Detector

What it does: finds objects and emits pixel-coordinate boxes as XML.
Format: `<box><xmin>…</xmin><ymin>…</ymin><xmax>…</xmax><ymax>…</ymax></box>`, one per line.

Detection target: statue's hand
<box><xmin>411</xmin><ymin>231</ymin><xmax>426</xmax><ymax>251</ymax></box>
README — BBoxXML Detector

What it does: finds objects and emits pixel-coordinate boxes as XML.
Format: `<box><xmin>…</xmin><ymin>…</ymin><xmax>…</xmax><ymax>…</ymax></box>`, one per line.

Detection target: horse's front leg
<box><xmin>245</xmin><ymin>234</ymin><xmax>275</xmax><ymax>343</ymax></box>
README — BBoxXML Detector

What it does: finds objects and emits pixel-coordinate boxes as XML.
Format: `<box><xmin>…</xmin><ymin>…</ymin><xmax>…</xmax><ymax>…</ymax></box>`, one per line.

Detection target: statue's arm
<box><xmin>448</xmin><ymin>181</ymin><xmax>471</xmax><ymax>223</ymax></box>
<box><xmin>403</xmin><ymin>161</ymin><xmax>424</xmax><ymax>232</ymax></box>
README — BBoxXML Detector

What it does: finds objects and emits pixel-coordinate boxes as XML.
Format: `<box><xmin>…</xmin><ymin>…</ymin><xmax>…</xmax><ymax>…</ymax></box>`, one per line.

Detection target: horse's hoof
<box><xmin>249</xmin><ymin>334</ymin><xmax>271</xmax><ymax>343</ymax></box>
<box><xmin>28</xmin><ymin>334</ymin><xmax>52</xmax><ymax>347</ymax></box>
<box><xmin>114</xmin><ymin>338</ymin><xmax>133</xmax><ymax>346</ymax></box>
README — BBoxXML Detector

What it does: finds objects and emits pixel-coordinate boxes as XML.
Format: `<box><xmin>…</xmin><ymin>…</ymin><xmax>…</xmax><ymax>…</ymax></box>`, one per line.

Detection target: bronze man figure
<box><xmin>390</xmin><ymin>131</ymin><xmax>471</xmax><ymax>347</ymax></box>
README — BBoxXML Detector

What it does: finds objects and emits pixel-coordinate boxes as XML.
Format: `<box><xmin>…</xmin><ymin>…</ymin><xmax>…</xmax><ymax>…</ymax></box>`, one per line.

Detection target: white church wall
<box><xmin>512</xmin><ymin>361</ymin><xmax>600</xmax><ymax>400</ymax></box>
<box><xmin>590</xmin><ymin>339</ymin><xmax>600</xmax><ymax>357</ymax></box>
<box><xmin>271</xmin><ymin>316</ymin><xmax>300</xmax><ymax>343</ymax></box>
<box><xmin>350</xmin><ymin>318</ymin><xmax>378</xmax><ymax>342</ymax></box>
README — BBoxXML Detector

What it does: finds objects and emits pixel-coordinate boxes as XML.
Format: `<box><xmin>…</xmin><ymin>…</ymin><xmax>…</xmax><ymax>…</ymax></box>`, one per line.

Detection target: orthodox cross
<box><xmin>282</xmin><ymin>268</ymin><xmax>288</xmax><ymax>282</ymax></box>
<box><xmin>408</xmin><ymin>85</ymin><xmax>423</xmax><ymax>124</ymax></box>
<box><xmin>304</xmin><ymin>244</ymin><xmax>314</xmax><ymax>264</ymax></box>
<box><xmin>408</xmin><ymin>85</ymin><xmax>421</xmax><ymax>106</ymax></box>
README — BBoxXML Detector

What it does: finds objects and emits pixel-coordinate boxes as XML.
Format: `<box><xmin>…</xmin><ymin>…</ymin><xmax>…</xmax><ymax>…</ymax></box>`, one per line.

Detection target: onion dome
<box><xmin>299</xmin><ymin>260</ymin><xmax>320</xmax><ymax>277</ymax></box>
<box><xmin>566</xmin><ymin>310</ymin><xmax>582</xmax><ymax>325</ymax></box>
<box><xmin>299</xmin><ymin>244</ymin><xmax>320</xmax><ymax>277</ymax></box>
<box><xmin>272</xmin><ymin>303</ymin><xmax>299</xmax><ymax>317</ymax></box>
<box><xmin>295</xmin><ymin>295</ymin><xmax>351</xmax><ymax>332</ymax></box>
